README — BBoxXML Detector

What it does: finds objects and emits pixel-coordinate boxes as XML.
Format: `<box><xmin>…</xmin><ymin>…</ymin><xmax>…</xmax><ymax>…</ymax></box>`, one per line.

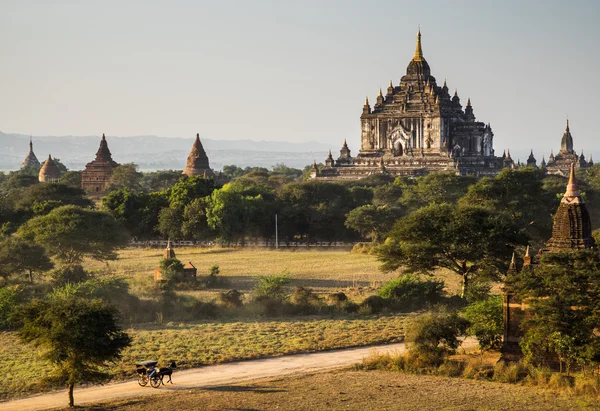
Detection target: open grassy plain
<box><xmin>71</xmin><ymin>370</ymin><xmax>600</xmax><ymax>411</ymax></box>
<box><xmin>84</xmin><ymin>246</ymin><xmax>464</xmax><ymax>298</ymax></box>
<box><xmin>1</xmin><ymin>315</ymin><xmax>406</xmax><ymax>399</ymax></box>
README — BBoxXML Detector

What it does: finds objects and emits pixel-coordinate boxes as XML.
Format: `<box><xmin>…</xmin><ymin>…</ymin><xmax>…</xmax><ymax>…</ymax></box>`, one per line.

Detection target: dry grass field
<box><xmin>84</xmin><ymin>247</ymin><xmax>464</xmax><ymax>298</ymax></box>
<box><xmin>1</xmin><ymin>315</ymin><xmax>407</xmax><ymax>399</ymax></box>
<box><xmin>71</xmin><ymin>370</ymin><xmax>600</xmax><ymax>411</ymax></box>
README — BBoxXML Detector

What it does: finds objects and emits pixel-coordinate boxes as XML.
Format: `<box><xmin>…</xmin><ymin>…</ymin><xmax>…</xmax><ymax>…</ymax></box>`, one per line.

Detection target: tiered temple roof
<box><xmin>81</xmin><ymin>134</ymin><xmax>119</xmax><ymax>195</ymax></box>
<box><xmin>545</xmin><ymin>163</ymin><xmax>595</xmax><ymax>251</ymax></box>
<box><xmin>314</xmin><ymin>29</ymin><xmax>502</xmax><ymax>180</ymax></box>
<box><xmin>182</xmin><ymin>133</ymin><xmax>215</xmax><ymax>177</ymax></box>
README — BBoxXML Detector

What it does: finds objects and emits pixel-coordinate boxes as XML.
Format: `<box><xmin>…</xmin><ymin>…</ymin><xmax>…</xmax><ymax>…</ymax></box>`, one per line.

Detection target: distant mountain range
<box><xmin>0</xmin><ymin>132</ymin><xmax>332</xmax><ymax>172</ymax></box>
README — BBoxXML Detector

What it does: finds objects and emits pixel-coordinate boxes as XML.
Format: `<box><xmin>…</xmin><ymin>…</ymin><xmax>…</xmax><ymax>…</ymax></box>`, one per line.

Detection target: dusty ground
<box><xmin>72</xmin><ymin>371</ymin><xmax>600</xmax><ymax>411</ymax></box>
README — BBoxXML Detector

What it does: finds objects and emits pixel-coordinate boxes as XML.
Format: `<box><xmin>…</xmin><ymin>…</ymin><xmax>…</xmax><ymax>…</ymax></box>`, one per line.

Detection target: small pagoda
<box><xmin>501</xmin><ymin>163</ymin><xmax>595</xmax><ymax>361</ymax></box>
<box><xmin>182</xmin><ymin>133</ymin><xmax>215</xmax><ymax>177</ymax></box>
<box><xmin>81</xmin><ymin>134</ymin><xmax>119</xmax><ymax>196</ymax></box>
<box><xmin>38</xmin><ymin>155</ymin><xmax>62</xmax><ymax>183</ymax></box>
<box><xmin>21</xmin><ymin>136</ymin><xmax>40</xmax><ymax>169</ymax></box>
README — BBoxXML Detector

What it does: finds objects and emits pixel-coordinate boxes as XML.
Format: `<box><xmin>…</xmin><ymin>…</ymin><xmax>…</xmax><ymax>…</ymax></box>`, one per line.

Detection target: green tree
<box><xmin>17</xmin><ymin>206</ymin><xmax>128</xmax><ymax>266</ymax></box>
<box><xmin>106</xmin><ymin>163</ymin><xmax>143</xmax><ymax>192</ymax></box>
<box><xmin>102</xmin><ymin>189</ymin><xmax>169</xmax><ymax>238</ymax></box>
<box><xmin>12</xmin><ymin>183</ymin><xmax>92</xmax><ymax>215</ymax></box>
<box><xmin>141</xmin><ymin>170</ymin><xmax>182</xmax><ymax>192</ymax></box>
<box><xmin>345</xmin><ymin>205</ymin><xmax>398</xmax><ymax>243</ymax></box>
<box><xmin>168</xmin><ymin>176</ymin><xmax>215</xmax><ymax>209</ymax></box>
<box><xmin>509</xmin><ymin>250</ymin><xmax>600</xmax><ymax>372</ymax></box>
<box><xmin>157</xmin><ymin>207</ymin><xmax>184</xmax><ymax>240</ymax></box>
<box><xmin>377</xmin><ymin>203</ymin><xmax>526</xmax><ymax>298</ymax></box>
<box><xmin>206</xmin><ymin>180</ymin><xmax>276</xmax><ymax>243</ymax></box>
<box><xmin>463</xmin><ymin>296</ymin><xmax>504</xmax><ymax>356</ymax></box>
<box><xmin>400</xmin><ymin>172</ymin><xmax>474</xmax><ymax>209</ymax></box>
<box><xmin>58</xmin><ymin>171</ymin><xmax>82</xmax><ymax>188</ymax></box>
<box><xmin>459</xmin><ymin>168</ymin><xmax>554</xmax><ymax>242</ymax></box>
<box><xmin>18</xmin><ymin>290</ymin><xmax>131</xmax><ymax>407</ymax></box>
<box><xmin>0</xmin><ymin>237</ymin><xmax>54</xmax><ymax>282</ymax></box>
<box><xmin>182</xmin><ymin>197</ymin><xmax>214</xmax><ymax>240</ymax></box>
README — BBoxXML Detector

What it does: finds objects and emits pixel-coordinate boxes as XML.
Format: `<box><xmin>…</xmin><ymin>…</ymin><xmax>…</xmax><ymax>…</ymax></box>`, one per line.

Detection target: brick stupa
<box><xmin>81</xmin><ymin>134</ymin><xmax>119</xmax><ymax>195</ymax></box>
<box><xmin>182</xmin><ymin>133</ymin><xmax>215</xmax><ymax>177</ymax></box>
<box><xmin>545</xmin><ymin>163</ymin><xmax>595</xmax><ymax>251</ymax></box>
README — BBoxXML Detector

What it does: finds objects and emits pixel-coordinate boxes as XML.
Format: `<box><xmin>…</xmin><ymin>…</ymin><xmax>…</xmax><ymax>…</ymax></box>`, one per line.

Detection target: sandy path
<box><xmin>0</xmin><ymin>338</ymin><xmax>476</xmax><ymax>411</ymax></box>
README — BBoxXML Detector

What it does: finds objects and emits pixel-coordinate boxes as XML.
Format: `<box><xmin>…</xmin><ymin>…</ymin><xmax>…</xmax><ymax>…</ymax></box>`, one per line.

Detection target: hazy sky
<box><xmin>1</xmin><ymin>0</ymin><xmax>599</xmax><ymax>158</ymax></box>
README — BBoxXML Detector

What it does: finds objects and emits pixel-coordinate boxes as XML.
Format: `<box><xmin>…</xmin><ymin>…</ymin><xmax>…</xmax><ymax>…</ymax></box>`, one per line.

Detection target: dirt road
<box><xmin>0</xmin><ymin>339</ymin><xmax>476</xmax><ymax>411</ymax></box>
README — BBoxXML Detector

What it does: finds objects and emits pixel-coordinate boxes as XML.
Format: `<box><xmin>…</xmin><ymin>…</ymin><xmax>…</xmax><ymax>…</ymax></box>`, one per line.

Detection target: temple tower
<box><xmin>545</xmin><ymin>163</ymin><xmax>594</xmax><ymax>251</ymax></box>
<box><xmin>81</xmin><ymin>134</ymin><xmax>119</xmax><ymax>196</ymax></box>
<box><xmin>21</xmin><ymin>136</ymin><xmax>40</xmax><ymax>169</ymax></box>
<box><xmin>182</xmin><ymin>133</ymin><xmax>215</xmax><ymax>177</ymax></box>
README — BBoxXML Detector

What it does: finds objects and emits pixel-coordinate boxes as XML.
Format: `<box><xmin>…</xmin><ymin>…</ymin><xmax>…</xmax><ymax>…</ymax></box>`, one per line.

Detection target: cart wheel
<box><xmin>138</xmin><ymin>374</ymin><xmax>148</xmax><ymax>387</ymax></box>
<box><xmin>150</xmin><ymin>375</ymin><xmax>161</xmax><ymax>388</ymax></box>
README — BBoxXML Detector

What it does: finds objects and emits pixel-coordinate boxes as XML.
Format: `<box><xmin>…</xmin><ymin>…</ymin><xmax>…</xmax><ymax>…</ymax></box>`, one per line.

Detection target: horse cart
<box><xmin>136</xmin><ymin>360</ymin><xmax>177</xmax><ymax>388</ymax></box>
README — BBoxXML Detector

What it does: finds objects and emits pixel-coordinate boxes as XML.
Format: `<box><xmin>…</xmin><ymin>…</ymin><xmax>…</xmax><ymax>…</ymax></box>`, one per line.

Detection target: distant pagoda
<box><xmin>545</xmin><ymin>163</ymin><xmax>595</xmax><ymax>251</ymax></box>
<box><xmin>545</xmin><ymin>120</ymin><xmax>589</xmax><ymax>176</ymax></box>
<box><xmin>81</xmin><ymin>134</ymin><xmax>119</xmax><ymax>195</ymax></box>
<box><xmin>182</xmin><ymin>133</ymin><xmax>215</xmax><ymax>177</ymax></box>
<box><xmin>38</xmin><ymin>154</ymin><xmax>62</xmax><ymax>183</ymax></box>
<box><xmin>21</xmin><ymin>136</ymin><xmax>40</xmax><ymax>169</ymax></box>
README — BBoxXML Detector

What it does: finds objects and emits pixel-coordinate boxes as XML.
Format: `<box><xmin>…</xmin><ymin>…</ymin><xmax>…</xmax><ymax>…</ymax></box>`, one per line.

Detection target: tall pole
<box><xmin>275</xmin><ymin>214</ymin><xmax>279</xmax><ymax>249</ymax></box>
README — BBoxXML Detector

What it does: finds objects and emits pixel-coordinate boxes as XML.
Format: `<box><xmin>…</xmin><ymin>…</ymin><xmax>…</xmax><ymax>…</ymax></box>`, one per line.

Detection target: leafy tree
<box><xmin>157</xmin><ymin>207</ymin><xmax>184</xmax><ymax>240</ymax></box>
<box><xmin>377</xmin><ymin>203</ymin><xmax>526</xmax><ymax>298</ymax></box>
<box><xmin>168</xmin><ymin>176</ymin><xmax>215</xmax><ymax>209</ymax></box>
<box><xmin>159</xmin><ymin>258</ymin><xmax>185</xmax><ymax>284</ymax></box>
<box><xmin>222</xmin><ymin>165</ymin><xmax>246</xmax><ymax>178</ymax></box>
<box><xmin>141</xmin><ymin>170</ymin><xmax>182</xmax><ymax>192</ymax></box>
<box><xmin>373</xmin><ymin>183</ymin><xmax>403</xmax><ymax>207</ymax></box>
<box><xmin>18</xmin><ymin>290</ymin><xmax>131</xmax><ymax>407</ymax></box>
<box><xmin>102</xmin><ymin>189</ymin><xmax>169</xmax><ymax>238</ymax></box>
<box><xmin>377</xmin><ymin>275</ymin><xmax>445</xmax><ymax>311</ymax></box>
<box><xmin>0</xmin><ymin>237</ymin><xmax>53</xmax><ymax>282</ymax></box>
<box><xmin>459</xmin><ymin>168</ymin><xmax>554</xmax><ymax>242</ymax></box>
<box><xmin>59</xmin><ymin>171</ymin><xmax>82</xmax><ymax>188</ymax></box>
<box><xmin>400</xmin><ymin>172</ymin><xmax>474</xmax><ymax>210</ymax></box>
<box><xmin>17</xmin><ymin>206</ymin><xmax>128</xmax><ymax>266</ymax></box>
<box><xmin>271</xmin><ymin>163</ymin><xmax>302</xmax><ymax>177</ymax></box>
<box><xmin>509</xmin><ymin>250</ymin><xmax>600</xmax><ymax>372</ymax></box>
<box><xmin>106</xmin><ymin>163</ymin><xmax>143</xmax><ymax>192</ymax></box>
<box><xmin>5</xmin><ymin>172</ymin><xmax>38</xmax><ymax>190</ymax></box>
<box><xmin>463</xmin><ymin>296</ymin><xmax>504</xmax><ymax>356</ymax></box>
<box><xmin>12</xmin><ymin>183</ymin><xmax>92</xmax><ymax>214</ymax></box>
<box><xmin>206</xmin><ymin>180</ymin><xmax>276</xmax><ymax>243</ymax></box>
<box><xmin>345</xmin><ymin>205</ymin><xmax>398</xmax><ymax>243</ymax></box>
<box><xmin>182</xmin><ymin>197</ymin><xmax>214</xmax><ymax>240</ymax></box>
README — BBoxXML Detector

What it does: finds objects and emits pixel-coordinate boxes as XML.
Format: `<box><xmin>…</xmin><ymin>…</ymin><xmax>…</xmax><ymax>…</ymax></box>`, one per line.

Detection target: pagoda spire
<box><xmin>563</xmin><ymin>163</ymin><xmax>580</xmax><ymax>200</ymax></box>
<box><xmin>413</xmin><ymin>27</ymin><xmax>423</xmax><ymax>61</ymax></box>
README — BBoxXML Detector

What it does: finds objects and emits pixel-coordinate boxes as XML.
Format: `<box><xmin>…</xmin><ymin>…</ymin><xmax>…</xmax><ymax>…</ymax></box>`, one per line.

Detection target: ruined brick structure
<box><xmin>501</xmin><ymin>163</ymin><xmax>595</xmax><ymax>361</ymax></box>
<box><xmin>21</xmin><ymin>136</ymin><xmax>40</xmax><ymax>169</ymax></box>
<box><xmin>81</xmin><ymin>134</ymin><xmax>119</xmax><ymax>196</ymax></box>
<box><xmin>38</xmin><ymin>154</ymin><xmax>62</xmax><ymax>183</ymax></box>
<box><xmin>314</xmin><ymin>29</ymin><xmax>503</xmax><ymax>180</ymax></box>
<box><xmin>182</xmin><ymin>133</ymin><xmax>215</xmax><ymax>178</ymax></box>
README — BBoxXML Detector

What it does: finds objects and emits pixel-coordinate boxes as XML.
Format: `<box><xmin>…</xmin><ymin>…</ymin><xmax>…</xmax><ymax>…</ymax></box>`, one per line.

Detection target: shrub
<box><xmin>463</xmin><ymin>295</ymin><xmax>503</xmax><ymax>355</ymax></box>
<box><xmin>327</xmin><ymin>292</ymin><xmax>348</xmax><ymax>305</ymax></box>
<box><xmin>190</xmin><ymin>301</ymin><xmax>218</xmax><ymax>319</ymax></box>
<box><xmin>351</xmin><ymin>243</ymin><xmax>373</xmax><ymax>255</ymax></box>
<box><xmin>405</xmin><ymin>310</ymin><xmax>469</xmax><ymax>355</ymax></box>
<box><xmin>377</xmin><ymin>275</ymin><xmax>444</xmax><ymax>311</ymax></box>
<box><xmin>252</xmin><ymin>272</ymin><xmax>291</xmax><ymax>301</ymax></box>
<box><xmin>492</xmin><ymin>361</ymin><xmax>528</xmax><ymax>384</ymax></box>
<box><xmin>205</xmin><ymin>264</ymin><xmax>227</xmax><ymax>288</ymax></box>
<box><xmin>50</xmin><ymin>265</ymin><xmax>89</xmax><ymax>286</ymax></box>
<box><xmin>0</xmin><ymin>286</ymin><xmax>24</xmax><ymax>330</ymax></box>
<box><xmin>217</xmin><ymin>289</ymin><xmax>244</xmax><ymax>308</ymax></box>
<box><xmin>159</xmin><ymin>258</ymin><xmax>185</xmax><ymax>284</ymax></box>
<box><xmin>359</xmin><ymin>295</ymin><xmax>387</xmax><ymax>314</ymax></box>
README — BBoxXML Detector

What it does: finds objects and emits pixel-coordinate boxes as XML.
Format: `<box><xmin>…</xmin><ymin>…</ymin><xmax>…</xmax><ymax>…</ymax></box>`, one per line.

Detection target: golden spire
<box><xmin>413</xmin><ymin>26</ymin><xmax>423</xmax><ymax>61</ymax></box>
<box><xmin>525</xmin><ymin>245</ymin><xmax>530</xmax><ymax>258</ymax></box>
<box><xmin>564</xmin><ymin>162</ymin><xmax>581</xmax><ymax>199</ymax></box>
<box><xmin>378</xmin><ymin>88</ymin><xmax>383</xmax><ymax>97</ymax></box>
